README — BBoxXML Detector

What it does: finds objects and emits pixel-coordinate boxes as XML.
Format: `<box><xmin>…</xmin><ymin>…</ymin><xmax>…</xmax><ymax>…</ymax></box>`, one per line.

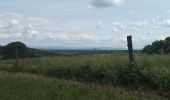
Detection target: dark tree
<box><xmin>0</xmin><ymin>45</ymin><xmax>4</xmax><ymax>55</ymax></box>
<box><xmin>2</xmin><ymin>42</ymin><xmax>31</xmax><ymax>59</ymax></box>
<box><xmin>142</xmin><ymin>37</ymin><xmax>170</xmax><ymax>54</ymax></box>
<box><xmin>165</xmin><ymin>37</ymin><xmax>170</xmax><ymax>53</ymax></box>
<box><xmin>142</xmin><ymin>45</ymin><xmax>154</xmax><ymax>54</ymax></box>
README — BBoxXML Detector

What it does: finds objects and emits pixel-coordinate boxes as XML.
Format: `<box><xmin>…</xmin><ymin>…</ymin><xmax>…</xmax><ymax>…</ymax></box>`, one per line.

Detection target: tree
<box><xmin>165</xmin><ymin>37</ymin><xmax>170</xmax><ymax>42</ymax></box>
<box><xmin>152</xmin><ymin>40</ymin><xmax>166</xmax><ymax>54</ymax></box>
<box><xmin>0</xmin><ymin>45</ymin><xmax>4</xmax><ymax>55</ymax></box>
<box><xmin>142</xmin><ymin>37</ymin><xmax>170</xmax><ymax>54</ymax></box>
<box><xmin>2</xmin><ymin>42</ymin><xmax>31</xmax><ymax>59</ymax></box>
<box><xmin>142</xmin><ymin>45</ymin><xmax>154</xmax><ymax>54</ymax></box>
<box><xmin>165</xmin><ymin>37</ymin><xmax>170</xmax><ymax>53</ymax></box>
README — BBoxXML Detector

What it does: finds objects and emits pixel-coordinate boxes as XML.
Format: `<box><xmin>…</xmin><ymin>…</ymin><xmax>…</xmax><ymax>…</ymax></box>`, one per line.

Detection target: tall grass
<box><xmin>0</xmin><ymin>53</ymin><xmax>169</xmax><ymax>96</ymax></box>
<box><xmin>0</xmin><ymin>72</ymin><xmax>166</xmax><ymax>100</ymax></box>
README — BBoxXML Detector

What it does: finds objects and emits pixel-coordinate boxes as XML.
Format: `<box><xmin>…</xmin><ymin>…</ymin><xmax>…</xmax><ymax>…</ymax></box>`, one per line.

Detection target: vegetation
<box><xmin>142</xmin><ymin>37</ymin><xmax>170</xmax><ymax>54</ymax></box>
<box><xmin>0</xmin><ymin>72</ymin><xmax>166</xmax><ymax>100</ymax></box>
<box><xmin>0</xmin><ymin>41</ymin><xmax>140</xmax><ymax>59</ymax></box>
<box><xmin>2</xmin><ymin>42</ymin><xmax>31</xmax><ymax>59</ymax></box>
<box><xmin>0</xmin><ymin>42</ymin><xmax>54</xmax><ymax>59</ymax></box>
<box><xmin>0</xmin><ymin>39</ymin><xmax>170</xmax><ymax>99</ymax></box>
<box><xmin>0</xmin><ymin>54</ymin><xmax>169</xmax><ymax>98</ymax></box>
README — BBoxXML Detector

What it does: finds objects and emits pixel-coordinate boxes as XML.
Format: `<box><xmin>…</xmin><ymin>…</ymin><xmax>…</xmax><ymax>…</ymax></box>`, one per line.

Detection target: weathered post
<box><xmin>127</xmin><ymin>36</ymin><xmax>134</xmax><ymax>63</ymax></box>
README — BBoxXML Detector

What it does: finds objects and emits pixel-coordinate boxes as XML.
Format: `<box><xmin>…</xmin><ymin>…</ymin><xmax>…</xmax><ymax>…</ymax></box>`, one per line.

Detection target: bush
<box><xmin>46</xmin><ymin>64</ymin><xmax>115</xmax><ymax>84</ymax></box>
<box><xmin>45</xmin><ymin>62</ymin><xmax>170</xmax><ymax>94</ymax></box>
<box><xmin>0</xmin><ymin>64</ymin><xmax>24</xmax><ymax>72</ymax></box>
<box><xmin>1</xmin><ymin>61</ymin><xmax>169</xmax><ymax>95</ymax></box>
<box><xmin>115</xmin><ymin>63</ymin><xmax>158</xmax><ymax>89</ymax></box>
<box><xmin>46</xmin><ymin>67</ymin><xmax>72</xmax><ymax>79</ymax></box>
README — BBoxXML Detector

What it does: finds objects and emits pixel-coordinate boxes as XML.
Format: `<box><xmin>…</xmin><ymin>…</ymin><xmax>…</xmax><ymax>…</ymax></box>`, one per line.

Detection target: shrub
<box><xmin>45</xmin><ymin>63</ymin><xmax>116</xmax><ymax>84</ymax></box>
<box><xmin>46</xmin><ymin>67</ymin><xmax>72</xmax><ymax>79</ymax></box>
<box><xmin>0</xmin><ymin>64</ymin><xmax>24</xmax><ymax>72</ymax></box>
<box><xmin>45</xmin><ymin>62</ymin><xmax>170</xmax><ymax>92</ymax></box>
<box><xmin>1</xmin><ymin>60</ymin><xmax>169</xmax><ymax>95</ymax></box>
<box><xmin>115</xmin><ymin>63</ymin><xmax>158</xmax><ymax>89</ymax></box>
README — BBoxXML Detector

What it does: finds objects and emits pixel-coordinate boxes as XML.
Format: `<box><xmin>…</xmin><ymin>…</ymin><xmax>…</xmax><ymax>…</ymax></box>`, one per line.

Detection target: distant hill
<box><xmin>0</xmin><ymin>41</ymin><xmax>142</xmax><ymax>59</ymax></box>
<box><xmin>0</xmin><ymin>42</ymin><xmax>54</xmax><ymax>59</ymax></box>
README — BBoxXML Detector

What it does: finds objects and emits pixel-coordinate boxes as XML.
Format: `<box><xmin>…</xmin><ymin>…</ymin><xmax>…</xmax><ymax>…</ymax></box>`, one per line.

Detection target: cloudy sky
<box><xmin>0</xmin><ymin>0</ymin><xmax>170</xmax><ymax>49</ymax></box>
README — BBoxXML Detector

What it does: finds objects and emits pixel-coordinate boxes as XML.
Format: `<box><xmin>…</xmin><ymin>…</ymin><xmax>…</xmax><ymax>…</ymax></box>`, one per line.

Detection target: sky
<box><xmin>0</xmin><ymin>0</ymin><xmax>170</xmax><ymax>49</ymax></box>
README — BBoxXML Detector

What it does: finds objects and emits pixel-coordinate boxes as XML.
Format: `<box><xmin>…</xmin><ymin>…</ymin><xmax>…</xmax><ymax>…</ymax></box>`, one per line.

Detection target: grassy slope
<box><xmin>0</xmin><ymin>53</ymin><xmax>169</xmax><ymax>100</ymax></box>
<box><xmin>0</xmin><ymin>72</ymin><xmax>166</xmax><ymax>100</ymax></box>
<box><xmin>0</xmin><ymin>53</ymin><xmax>170</xmax><ymax>73</ymax></box>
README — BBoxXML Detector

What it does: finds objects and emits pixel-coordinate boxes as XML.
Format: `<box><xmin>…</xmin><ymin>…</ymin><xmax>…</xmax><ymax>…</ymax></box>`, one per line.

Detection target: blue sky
<box><xmin>0</xmin><ymin>0</ymin><xmax>170</xmax><ymax>49</ymax></box>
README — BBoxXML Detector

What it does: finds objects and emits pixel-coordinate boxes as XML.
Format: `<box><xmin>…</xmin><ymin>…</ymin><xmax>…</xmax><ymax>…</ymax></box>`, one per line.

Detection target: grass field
<box><xmin>0</xmin><ymin>71</ymin><xmax>167</xmax><ymax>100</ymax></box>
<box><xmin>0</xmin><ymin>53</ymin><xmax>170</xmax><ymax>99</ymax></box>
<box><xmin>0</xmin><ymin>53</ymin><xmax>170</xmax><ymax>71</ymax></box>
<box><xmin>0</xmin><ymin>53</ymin><xmax>169</xmax><ymax>81</ymax></box>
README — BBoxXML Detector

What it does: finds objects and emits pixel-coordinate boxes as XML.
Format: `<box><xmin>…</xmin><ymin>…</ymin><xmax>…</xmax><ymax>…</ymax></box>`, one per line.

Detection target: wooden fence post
<box><xmin>127</xmin><ymin>36</ymin><xmax>134</xmax><ymax>63</ymax></box>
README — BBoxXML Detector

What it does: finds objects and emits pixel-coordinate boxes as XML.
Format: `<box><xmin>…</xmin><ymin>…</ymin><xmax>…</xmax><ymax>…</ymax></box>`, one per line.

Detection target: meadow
<box><xmin>0</xmin><ymin>53</ymin><xmax>170</xmax><ymax>99</ymax></box>
<box><xmin>0</xmin><ymin>71</ymin><xmax>166</xmax><ymax>100</ymax></box>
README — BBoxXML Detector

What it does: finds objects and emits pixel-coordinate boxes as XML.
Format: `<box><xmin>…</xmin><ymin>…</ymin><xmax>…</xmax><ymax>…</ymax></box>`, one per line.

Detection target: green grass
<box><xmin>0</xmin><ymin>72</ymin><xmax>166</xmax><ymax>100</ymax></box>
<box><xmin>0</xmin><ymin>53</ymin><xmax>170</xmax><ymax>99</ymax></box>
<box><xmin>0</xmin><ymin>53</ymin><xmax>170</xmax><ymax>70</ymax></box>
<box><xmin>0</xmin><ymin>53</ymin><xmax>169</xmax><ymax>83</ymax></box>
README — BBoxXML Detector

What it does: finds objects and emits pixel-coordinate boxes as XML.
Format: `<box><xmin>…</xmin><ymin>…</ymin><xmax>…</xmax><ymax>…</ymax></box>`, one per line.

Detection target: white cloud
<box><xmin>22</xmin><ymin>24</ymin><xmax>40</xmax><ymax>39</ymax></box>
<box><xmin>0</xmin><ymin>19</ymin><xmax>20</xmax><ymax>30</ymax></box>
<box><xmin>90</xmin><ymin>0</ymin><xmax>125</xmax><ymax>9</ymax></box>
<box><xmin>147</xmin><ymin>30</ymin><xmax>153</xmax><ymax>35</ymax></box>
<box><xmin>14</xmin><ymin>32</ymin><xmax>23</xmax><ymax>38</ymax></box>
<box><xmin>131</xmin><ymin>27</ymin><xmax>139</xmax><ymax>32</ymax></box>
<box><xmin>96</xmin><ymin>22</ymin><xmax>102</xmax><ymax>29</ymax></box>
<box><xmin>151</xmin><ymin>17</ymin><xmax>162</xmax><ymax>28</ymax></box>
<box><xmin>11</xmin><ymin>20</ymin><xmax>19</xmax><ymax>25</ymax></box>
<box><xmin>0</xmin><ymin>24</ymin><xmax>7</xmax><ymax>29</ymax></box>
<box><xmin>127</xmin><ymin>10</ymin><xmax>139</xmax><ymax>14</ymax></box>
<box><xmin>0</xmin><ymin>33</ymin><xmax>10</xmax><ymax>39</ymax></box>
<box><xmin>0</xmin><ymin>12</ymin><xmax>23</xmax><ymax>18</ymax></box>
<box><xmin>162</xmin><ymin>19</ymin><xmax>170</xmax><ymax>27</ymax></box>
<box><xmin>27</xmin><ymin>17</ymin><xmax>55</xmax><ymax>25</ymax></box>
<box><xmin>165</xmin><ymin>10</ymin><xmax>170</xmax><ymax>14</ymax></box>
<box><xmin>112</xmin><ymin>22</ymin><xmax>125</xmax><ymax>33</ymax></box>
<box><xmin>150</xmin><ymin>18</ymin><xmax>170</xmax><ymax>27</ymax></box>
<box><xmin>0</xmin><ymin>12</ymin><xmax>170</xmax><ymax>49</ymax></box>
<box><xmin>47</xmin><ymin>33</ymin><xmax>55</xmax><ymax>40</ymax></box>
<box><xmin>0</xmin><ymin>12</ymin><xmax>126</xmax><ymax>45</ymax></box>
<box><xmin>131</xmin><ymin>21</ymin><xmax>148</xmax><ymax>27</ymax></box>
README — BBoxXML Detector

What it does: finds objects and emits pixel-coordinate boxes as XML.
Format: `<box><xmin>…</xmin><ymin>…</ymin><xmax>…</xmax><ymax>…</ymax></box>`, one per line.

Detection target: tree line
<box><xmin>142</xmin><ymin>37</ymin><xmax>170</xmax><ymax>54</ymax></box>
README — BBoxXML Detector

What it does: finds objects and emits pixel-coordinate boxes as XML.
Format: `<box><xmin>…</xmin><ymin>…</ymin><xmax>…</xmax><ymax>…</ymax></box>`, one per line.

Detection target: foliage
<box><xmin>0</xmin><ymin>73</ymin><xmax>166</xmax><ymax>100</ymax></box>
<box><xmin>2</xmin><ymin>42</ymin><xmax>31</xmax><ymax>59</ymax></box>
<box><xmin>46</xmin><ymin>64</ymin><xmax>115</xmax><ymax>84</ymax></box>
<box><xmin>142</xmin><ymin>37</ymin><xmax>170</xmax><ymax>54</ymax></box>
<box><xmin>0</xmin><ymin>41</ymin><xmax>55</xmax><ymax>59</ymax></box>
<box><xmin>0</xmin><ymin>54</ymin><xmax>170</xmax><ymax>97</ymax></box>
<box><xmin>46</xmin><ymin>63</ymin><xmax>170</xmax><ymax>95</ymax></box>
<box><xmin>0</xmin><ymin>46</ymin><xmax>4</xmax><ymax>55</ymax></box>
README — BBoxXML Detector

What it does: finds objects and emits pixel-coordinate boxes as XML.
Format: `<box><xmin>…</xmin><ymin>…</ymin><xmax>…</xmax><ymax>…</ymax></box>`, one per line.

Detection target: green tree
<box><xmin>142</xmin><ymin>37</ymin><xmax>170</xmax><ymax>54</ymax></box>
<box><xmin>2</xmin><ymin>42</ymin><xmax>30</xmax><ymax>59</ymax></box>
<box><xmin>152</xmin><ymin>40</ymin><xmax>166</xmax><ymax>54</ymax></box>
<box><xmin>165</xmin><ymin>37</ymin><xmax>170</xmax><ymax>53</ymax></box>
<box><xmin>142</xmin><ymin>45</ymin><xmax>154</xmax><ymax>54</ymax></box>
